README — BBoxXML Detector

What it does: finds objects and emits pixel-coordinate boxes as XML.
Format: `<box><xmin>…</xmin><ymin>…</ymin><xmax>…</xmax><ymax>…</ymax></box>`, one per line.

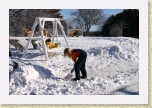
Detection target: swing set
<box><xmin>10</xmin><ymin>17</ymin><xmax>71</xmax><ymax>61</ymax></box>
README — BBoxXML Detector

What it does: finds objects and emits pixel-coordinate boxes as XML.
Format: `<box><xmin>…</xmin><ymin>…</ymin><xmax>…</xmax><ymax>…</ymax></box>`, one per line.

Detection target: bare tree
<box><xmin>60</xmin><ymin>20</ymin><xmax>68</xmax><ymax>35</ymax></box>
<box><xmin>97</xmin><ymin>14</ymin><xmax>109</xmax><ymax>31</ymax></box>
<box><xmin>9</xmin><ymin>9</ymin><xmax>63</xmax><ymax>36</ymax></box>
<box><xmin>68</xmin><ymin>24</ymin><xmax>73</xmax><ymax>29</ymax></box>
<box><xmin>9</xmin><ymin>9</ymin><xmax>24</xmax><ymax>18</ymax></box>
<box><xmin>70</xmin><ymin>9</ymin><xmax>105</xmax><ymax>36</ymax></box>
<box><xmin>9</xmin><ymin>9</ymin><xmax>26</xmax><ymax>36</ymax></box>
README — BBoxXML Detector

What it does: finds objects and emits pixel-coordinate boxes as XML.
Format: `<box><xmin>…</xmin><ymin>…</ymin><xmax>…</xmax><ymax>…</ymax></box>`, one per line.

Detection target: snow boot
<box><xmin>72</xmin><ymin>74</ymin><xmax>80</xmax><ymax>81</ymax></box>
<box><xmin>80</xmin><ymin>76</ymin><xmax>87</xmax><ymax>79</ymax></box>
<box><xmin>72</xmin><ymin>77</ymin><xmax>80</xmax><ymax>81</ymax></box>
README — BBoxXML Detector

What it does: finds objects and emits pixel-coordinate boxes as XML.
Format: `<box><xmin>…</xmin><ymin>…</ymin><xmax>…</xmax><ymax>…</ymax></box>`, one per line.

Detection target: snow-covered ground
<box><xmin>9</xmin><ymin>36</ymin><xmax>139</xmax><ymax>95</ymax></box>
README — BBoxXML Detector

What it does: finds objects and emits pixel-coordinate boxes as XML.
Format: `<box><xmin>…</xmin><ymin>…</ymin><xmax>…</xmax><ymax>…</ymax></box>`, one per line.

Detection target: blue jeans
<box><xmin>74</xmin><ymin>49</ymin><xmax>87</xmax><ymax>78</ymax></box>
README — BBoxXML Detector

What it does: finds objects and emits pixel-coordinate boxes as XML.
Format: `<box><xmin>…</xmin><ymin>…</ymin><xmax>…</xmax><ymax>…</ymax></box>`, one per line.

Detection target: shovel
<box><xmin>64</xmin><ymin>67</ymin><xmax>74</xmax><ymax>81</ymax></box>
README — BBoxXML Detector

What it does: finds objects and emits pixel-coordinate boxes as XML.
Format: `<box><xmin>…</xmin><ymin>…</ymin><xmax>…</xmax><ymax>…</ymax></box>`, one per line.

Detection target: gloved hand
<box><xmin>71</xmin><ymin>67</ymin><xmax>75</xmax><ymax>73</ymax></box>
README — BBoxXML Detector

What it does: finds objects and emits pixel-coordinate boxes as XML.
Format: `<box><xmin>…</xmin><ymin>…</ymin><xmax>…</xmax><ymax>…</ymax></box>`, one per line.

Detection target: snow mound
<box><xmin>9</xmin><ymin>37</ymin><xmax>139</xmax><ymax>95</ymax></box>
<box><xmin>10</xmin><ymin>65</ymin><xmax>39</xmax><ymax>86</ymax></box>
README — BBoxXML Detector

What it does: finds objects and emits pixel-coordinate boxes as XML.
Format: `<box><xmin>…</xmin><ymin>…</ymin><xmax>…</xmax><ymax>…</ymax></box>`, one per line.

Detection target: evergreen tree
<box><xmin>101</xmin><ymin>9</ymin><xmax>139</xmax><ymax>38</ymax></box>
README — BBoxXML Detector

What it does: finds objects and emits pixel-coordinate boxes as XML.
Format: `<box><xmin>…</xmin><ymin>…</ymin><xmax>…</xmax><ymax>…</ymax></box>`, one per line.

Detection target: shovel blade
<box><xmin>64</xmin><ymin>73</ymin><xmax>73</xmax><ymax>81</ymax></box>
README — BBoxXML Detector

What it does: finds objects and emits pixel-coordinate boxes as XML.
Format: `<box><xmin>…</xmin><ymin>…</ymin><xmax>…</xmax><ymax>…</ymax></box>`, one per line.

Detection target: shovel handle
<box><xmin>71</xmin><ymin>67</ymin><xmax>75</xmax><ymax>73</ymax></box>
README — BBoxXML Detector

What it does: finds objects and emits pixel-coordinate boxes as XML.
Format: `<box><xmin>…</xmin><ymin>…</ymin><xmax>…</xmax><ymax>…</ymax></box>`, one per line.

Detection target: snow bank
<box><xmin>9</xmin><ymin>37</ymin><xmax>139</xmax><ymax>95</ymax></box>
<box><xmin>9</xmin><ymin>65</ymin><xmax>39</xmax><ymax>86</ymax></box>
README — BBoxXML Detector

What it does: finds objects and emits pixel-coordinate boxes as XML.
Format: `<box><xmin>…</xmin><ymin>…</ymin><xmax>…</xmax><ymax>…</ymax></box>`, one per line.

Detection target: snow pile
<box><xmin>10</xmin><ymin>65</ymin><xmax>39</xmax><ymax>86</ymax></box>
<box><xmin>9</xmin><ymin>36</ymin><xmax>139</xmax><ymax>95</ymax></box>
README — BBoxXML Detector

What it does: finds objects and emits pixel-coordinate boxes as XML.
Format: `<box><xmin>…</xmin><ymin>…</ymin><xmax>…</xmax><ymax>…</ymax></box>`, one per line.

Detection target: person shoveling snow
<box><xmin>64</xmin><ymin>48</ymin><xmax>87</xmax><ymax>81</ymax></box>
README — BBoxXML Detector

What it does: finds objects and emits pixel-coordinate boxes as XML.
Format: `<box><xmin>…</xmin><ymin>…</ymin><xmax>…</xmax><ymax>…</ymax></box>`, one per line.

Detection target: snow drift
<box><xmin>9</xmin><ymin>36</ymin><xmax>139</xmax><ymax>95</ymax></box>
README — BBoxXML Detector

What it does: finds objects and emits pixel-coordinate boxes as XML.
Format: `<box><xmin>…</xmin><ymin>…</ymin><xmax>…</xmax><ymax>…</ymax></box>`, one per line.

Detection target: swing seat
<box><xmin>46</xmin><ymin>42</ymin><xmax>57</xmax><ymax>48</ymax></box>
<box><xmin>47</xmin><ymin>42</ymin><xmax>62</xmax><ymax>51</ymax></box>
<box><xmin>38</xmin><ymin>42</ymin><xmax>62</xmax><ymax>54</ymax></box>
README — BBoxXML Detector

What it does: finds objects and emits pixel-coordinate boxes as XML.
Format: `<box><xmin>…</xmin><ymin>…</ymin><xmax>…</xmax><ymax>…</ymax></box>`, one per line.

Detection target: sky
<box><xmin>60</xmin><ymin>9</ymin><xmax>124</xmax><ymax>31</ymax></box>
<box><xmin>60</xmin><ymin>9</ymin><xmax>124</xmax><ymax>19</ymax></box>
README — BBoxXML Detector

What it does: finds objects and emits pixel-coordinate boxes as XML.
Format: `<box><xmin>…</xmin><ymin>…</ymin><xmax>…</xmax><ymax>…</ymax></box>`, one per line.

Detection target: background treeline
<box><xmin>100</xmin><ymin>9</ymin><xmax>139</xmax><ymax>38</ymax></box>
<box><xmin>9</xmin><ymin>9</ymin><xmax>63</xmax><ymax>36</ymax></box>
<box><xmin>9</xmin><ymin>9</ymin><xmax>139</xmax><ymax>38</ymax></box>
